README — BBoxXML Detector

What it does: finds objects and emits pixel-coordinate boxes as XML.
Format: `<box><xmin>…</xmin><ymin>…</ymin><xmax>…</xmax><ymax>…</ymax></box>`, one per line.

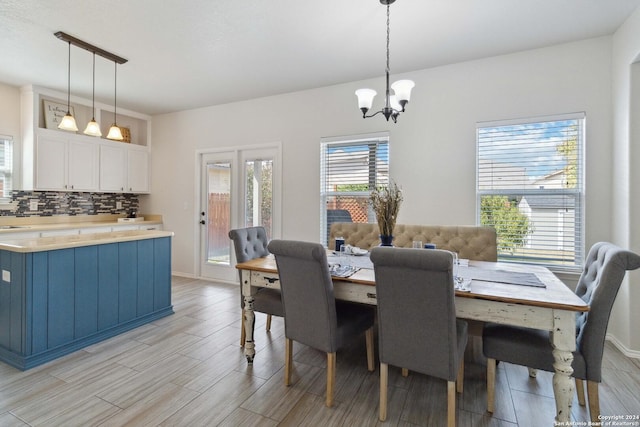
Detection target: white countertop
<box><xmin>0</xmin><ymin>229</ymin><xmax>174</xmax><ymax>253</ymax></box>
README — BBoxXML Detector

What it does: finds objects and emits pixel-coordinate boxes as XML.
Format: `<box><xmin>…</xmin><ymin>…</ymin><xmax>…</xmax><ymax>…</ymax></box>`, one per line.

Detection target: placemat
<box><xmin>458</xmin><ymin>265</ymin><xmax>545</xmax><ymax>288</ymax></box>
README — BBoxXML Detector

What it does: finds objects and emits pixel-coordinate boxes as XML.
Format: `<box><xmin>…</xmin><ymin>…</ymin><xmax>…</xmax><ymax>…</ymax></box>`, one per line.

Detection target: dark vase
<box><xmin>379</xmin><ymin>235</ymin><xmax>394</xmax><ymax>246</ymax></box>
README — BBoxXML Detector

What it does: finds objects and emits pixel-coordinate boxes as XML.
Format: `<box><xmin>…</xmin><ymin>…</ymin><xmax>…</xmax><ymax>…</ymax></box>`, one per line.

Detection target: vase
<box><xmin>379</xmin><ymin>235</ymin><xmax>394</xmax><ymax>246</ymax></box>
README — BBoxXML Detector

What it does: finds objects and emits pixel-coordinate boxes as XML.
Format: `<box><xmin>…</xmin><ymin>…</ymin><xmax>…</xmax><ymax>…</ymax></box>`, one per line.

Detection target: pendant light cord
<box><xmin>113</xmin><ymin>61</ymin><xmax>117</xmax><ymax>123</ymax></box>
<box><xmin>91</xmin><ymin>52</ymin><xmax>96</xmax><ymax>118</ymax></box>
<box><xmin>66</xmin><ymin>41</ymin><xmax>72</xmax><ymax>112</ymax></box>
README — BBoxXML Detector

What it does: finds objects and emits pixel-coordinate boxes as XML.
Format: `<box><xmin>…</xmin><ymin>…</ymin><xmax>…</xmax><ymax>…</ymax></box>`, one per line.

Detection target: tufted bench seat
<box><xmin>329</xmin><ymin>223</ymin><xmax>498</xmax><ymax>262</ymax></box>
<box><xmin>330</xmin><ymin>222</ymin><xmax>498</xmax><ymax>364</ymax></box>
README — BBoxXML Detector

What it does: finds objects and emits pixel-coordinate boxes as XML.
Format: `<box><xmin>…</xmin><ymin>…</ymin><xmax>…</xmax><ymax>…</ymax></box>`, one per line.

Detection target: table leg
<box><xmin>551</xmin><ymin>311</ymin><xmax>576</xmax><ymax>423</ymax></box>
<box><xmin>240</xmin><ymin>269</ymin><xmax>257</xmax><ymax>363</ymax></box>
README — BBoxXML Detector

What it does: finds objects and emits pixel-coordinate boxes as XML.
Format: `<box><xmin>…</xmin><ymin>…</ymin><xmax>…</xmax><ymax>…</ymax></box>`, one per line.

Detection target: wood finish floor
<box><xmin>1</xmin><ymin>276</ymin><xmax>639</xmax><ymax>426</ymax></box>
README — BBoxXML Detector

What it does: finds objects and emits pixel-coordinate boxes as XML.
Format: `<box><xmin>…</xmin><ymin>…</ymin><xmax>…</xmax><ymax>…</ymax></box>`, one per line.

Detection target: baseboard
<box><xmin>171</xmin><ymin>270</ymin><xmax>238</xmax><ymax>285</ymax></box>
<box><xmin>171</xmin><ymin>271</ymin><xmax>197</xmax><ymax>279</ymax></box>
<box><xmin>606</xmin><ymin>334</ymin><xmax>640</xmax><ymax>359</ymax></box>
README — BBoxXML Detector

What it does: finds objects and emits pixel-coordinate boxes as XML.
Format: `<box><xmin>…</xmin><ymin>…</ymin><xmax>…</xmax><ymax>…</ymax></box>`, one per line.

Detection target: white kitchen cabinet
<box><xmin>127</xmin><ymin>148</ymin><xmax>150</xmax><ymax>193</ymax></box>
<box><xmin>0</xmin><ymin>231</ymin><xmax>41</xmax><ymax>241</ymax></box>
<box><xmin>20</xmin><ymin>85</ymin><xmax>151</xmax><ymax>193</ymax></box>
<box><xmin>99</xmin><ymin>144</ymin><xmax>127</xmax><ymax>192</ymax></box>
<box><xmin>35</xmin><ymin>132</ymin><xmax>99</xmax><ymax>191</ymax></box>
<box><xmin>40</xmin><ymin>228</ymin><xmax>80</xmax><ymax>237</ymax></box>
<box><xmin>99</xmin><ymin>142</ymin><xmax>150</xmax><ymax>194</ymax></box>
<box><xmin>138</xmin><ymin>224</ymin><xmax>163</xmax><ymax>231</ymax></box>
<box><xmin>78</xmin><ymin>226</ymin><xmax>113</xmax><ymax>234</ymax></box>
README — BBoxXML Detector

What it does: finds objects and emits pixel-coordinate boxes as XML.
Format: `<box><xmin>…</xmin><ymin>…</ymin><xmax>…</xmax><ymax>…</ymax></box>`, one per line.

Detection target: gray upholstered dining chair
<box><xmin>371</xmin><ymin>247</ymin><xmax>468</xmax><ymax>427</ymax></box>
<box><xmin>267</xmin><ymin>239</ymin><xmax>375</xmax><ymax>408</ymax></box>
<box><xmin>483</xmin><ymin>242</ymin><xmax>640</xmax><ymax>422</ymax></box>
<box><xmin>229</xmin><ymin>226</ymin><xmax>284</xmax><ymax>347</ymax></box>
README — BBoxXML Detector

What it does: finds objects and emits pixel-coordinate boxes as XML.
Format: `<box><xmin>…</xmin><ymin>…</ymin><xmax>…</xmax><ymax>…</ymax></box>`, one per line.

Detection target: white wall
<box><xmin>610</xmin><ymin>7</ymin><xmax>640</xmax><ymax>355</ymax></box>
<box><xmin>145</xmin><ymin>36</ymin><xmax>613</xmax><ymax>280</ymax></box>
<box><xmin>0</xmin><ymin>83</ymin><xmax>20</xmax><ymax>138</ymax></box>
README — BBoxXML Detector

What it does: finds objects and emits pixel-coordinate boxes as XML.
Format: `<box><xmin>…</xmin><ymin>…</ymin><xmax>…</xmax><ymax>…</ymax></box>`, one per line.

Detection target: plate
<box><xmin>349</xmin><ymin>247</ymin><xmax>369</xmax><ymax>256</ymax></box>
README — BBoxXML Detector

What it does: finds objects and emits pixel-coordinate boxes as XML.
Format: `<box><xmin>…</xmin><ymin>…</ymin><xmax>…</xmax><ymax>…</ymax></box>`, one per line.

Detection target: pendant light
<box><xmin>106</xmin><ymin>61</ymin><xmax>124</xmax><ymax>140</ymax></box>
<box><xmin>355</xmin><ymin>0</ymin><xmax>415</xmax><ymax>123</ymax></box>
<box><xmin>58</xmin><ymin>41</ymin><xmax>78</xmax><ymax>132</ymax></box>
<box><xmin>84</xmin><ymin>52</ymin><xmax>102</xmax><ymax>137</ymax></box>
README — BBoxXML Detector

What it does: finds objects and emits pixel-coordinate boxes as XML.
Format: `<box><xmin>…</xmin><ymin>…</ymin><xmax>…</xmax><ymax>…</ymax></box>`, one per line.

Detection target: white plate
<box><xmin>349</xmin><ymin>247</ymin><xmax>369</xmax><ymax>256</ymax></box>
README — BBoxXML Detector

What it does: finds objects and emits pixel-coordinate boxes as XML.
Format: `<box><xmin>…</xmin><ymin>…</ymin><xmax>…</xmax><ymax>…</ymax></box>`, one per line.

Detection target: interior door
<box><xmin>198</xmin><ymin>146</ymin><xmax>280</xmax><ymax>282</ymax></box>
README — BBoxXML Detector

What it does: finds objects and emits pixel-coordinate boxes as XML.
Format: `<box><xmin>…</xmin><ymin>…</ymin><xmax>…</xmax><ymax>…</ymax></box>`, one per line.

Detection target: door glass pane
<box><xmin>244</xmin><ymin>159</ymin><xmax>273</xmax><ymax>237</ymax></box>
<box><xmin>207</xmin><ymin>162</ymin><xmax>231</xmax><ymax>265</ymax></box>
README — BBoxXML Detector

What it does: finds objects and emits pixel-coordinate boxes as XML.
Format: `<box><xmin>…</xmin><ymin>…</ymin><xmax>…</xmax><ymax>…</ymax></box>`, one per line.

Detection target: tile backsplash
<box><xmin>0</xmin><ymin>191</ymin><xmax>139</xmax><ymax>217</ymax></box>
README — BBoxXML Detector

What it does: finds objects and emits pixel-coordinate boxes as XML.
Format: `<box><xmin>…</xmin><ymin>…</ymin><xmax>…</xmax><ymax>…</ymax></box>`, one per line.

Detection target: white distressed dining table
<box><xmin>235</xmin><ymin>252</ymin><xmax>589</xmax><ymax>424</ymax></box>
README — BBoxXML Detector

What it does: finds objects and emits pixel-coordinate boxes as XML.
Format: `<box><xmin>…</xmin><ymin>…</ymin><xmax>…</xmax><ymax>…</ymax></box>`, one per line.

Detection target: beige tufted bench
<box><xmin>329</xmin><ymin>223</ymin><xmax>498</xmax><ymax>262</ymax></box>
<box><xmin>329</xmin><ymin>222</ymin><xmax>498</xmax><ymax>364</ymax></box>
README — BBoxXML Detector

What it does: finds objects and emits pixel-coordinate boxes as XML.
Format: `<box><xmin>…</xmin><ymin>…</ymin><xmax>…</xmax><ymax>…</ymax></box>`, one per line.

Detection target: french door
<box><xmin>198</xmin><ymin>146</ymin><xmax>280</xmax><ymax>282</ymax></box>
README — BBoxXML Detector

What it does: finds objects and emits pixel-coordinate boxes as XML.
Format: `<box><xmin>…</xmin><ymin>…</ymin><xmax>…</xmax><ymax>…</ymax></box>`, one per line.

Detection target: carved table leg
<box><xmin>240</xmin><ymin>269</ymin><xmax>257</xmax><ymax>363</ymax></box>
<box><xmin>551</xmin><ymin>311</ymin><xmax>576</xmax><ymax>424</ymax></box>
<box><xmin>243</xmin><ymin>295</ymin><xmax>256</xmax><ymax>363</ymax></box>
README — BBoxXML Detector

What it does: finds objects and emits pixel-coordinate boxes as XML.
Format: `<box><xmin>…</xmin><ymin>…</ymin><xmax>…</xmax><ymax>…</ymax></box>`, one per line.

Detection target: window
<box><xmin>0</xmin><ymin>135</ymin><xmax>13</xmax><ymax>201</ymax></box>
<box><xmin>476</xmin><ymin>113</ymin><xmax>584</xmax><ymax>269</ymax></box>
<box><xmin>320</xmin><ymin>133</ymin><xmax>389</xmax><ymax>245</ymax></box>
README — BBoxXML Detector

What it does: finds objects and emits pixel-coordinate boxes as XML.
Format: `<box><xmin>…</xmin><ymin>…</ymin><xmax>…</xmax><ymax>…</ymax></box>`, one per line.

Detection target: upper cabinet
<box><xmin>35</xmin><ymin>132</ymin><xmax>100</xmax><ymax>191</ymax></box>
<box><xmin>99</xmin><ymin>142</ymin><xmax>150</xmax><ymax>193</ymax></box>
<box><xmin>20</xmin><ymin>85</ymin><xmax>151</xmax><ymax>193</ymax></box>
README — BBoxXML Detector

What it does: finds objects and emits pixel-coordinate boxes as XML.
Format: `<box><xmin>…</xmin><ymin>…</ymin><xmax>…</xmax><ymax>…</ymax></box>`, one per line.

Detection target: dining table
<box><xmin>235</xmin><ymin>250</ymin><xmax>589</xmax><ymax>424</ymax></box>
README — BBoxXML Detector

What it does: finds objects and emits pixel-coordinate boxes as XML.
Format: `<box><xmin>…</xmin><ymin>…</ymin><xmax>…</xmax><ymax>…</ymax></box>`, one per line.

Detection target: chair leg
<box><xmin>587</xmin><ymin>380</ymin><xmax>600</xmax><ymax>424</ymax></box>
<box><xmin>284</xmin><ymin>338</ymin><xmax>293</xmax><ymax>386</ymax></box>
<box><xmin>266</xmin><ymin>314</ymin><xmax>272</xmax><ymax>331</ymax></box>
<box><xmin>240</xmin><ymin>309</ymin><xmax>246</xmax><ymax>347</ymax></box>
<box><xmin>447</xmin><ymin>380</ymin><xmax>456</xmax><ymax>427</ymax></box>
<box><xmin>365</xmin><ymin>327</ymin><xmax>374</xmax><ymax>372</ymax></box>
<box><xmin>326</xmin><ymin>352</ymin><xmax>336</xmax><ymax>407</ymax></box>
<box><xmin>379</xmin><ymin>362</ymin><xmax>388</xmax><ymax>421</ymax></box>
<box><xmin>456</xmin><ymin>360</ymin><xmax>464</xmax><ymax>393</ymax></box>
<box><xmin>401</xmin><ymin>368</ymin><xmax>409</xmax><ymax>377</ymax></box>
<box><xmin>576</xmin><ymin>378</ymin><xmax>586</xmax><ymax>406</ymax></box>
<box><xmin>487</xmin><ymin>358</ymin><xmax>496</xmax><ymax>413</ymax></box>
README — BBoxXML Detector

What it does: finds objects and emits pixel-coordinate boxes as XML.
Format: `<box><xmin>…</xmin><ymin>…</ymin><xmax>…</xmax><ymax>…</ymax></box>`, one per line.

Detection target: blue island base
<box><xmin>0</xmin><ymin>236</ymin><xmax>173</xmax><ymax>370</ymax></box>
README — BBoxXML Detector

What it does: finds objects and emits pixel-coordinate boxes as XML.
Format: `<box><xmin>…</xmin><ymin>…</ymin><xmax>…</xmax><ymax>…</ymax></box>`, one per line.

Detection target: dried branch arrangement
<box><xmin>370</xmin><ymin>180</ymin><xmax>403</xmax><ymax>236</ymax></box>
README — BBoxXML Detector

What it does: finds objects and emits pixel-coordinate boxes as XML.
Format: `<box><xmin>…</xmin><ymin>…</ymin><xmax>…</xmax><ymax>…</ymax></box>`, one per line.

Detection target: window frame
<box><xmin>475</xmin><ymin>113</ymin><xmax>585</xmax><ymax>271</ymax></box>
<box><xmin>320</xmin><ymin>132</ymin><xmax>390</xmax><ymax>246</ymax></box>
<box><xmin>0</xmin><ymin>135</ymin><xmax>14</xmax><ymax>204</ymax></box>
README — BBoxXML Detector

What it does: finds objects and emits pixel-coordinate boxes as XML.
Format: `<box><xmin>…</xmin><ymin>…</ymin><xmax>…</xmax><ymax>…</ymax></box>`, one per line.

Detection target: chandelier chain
<box><xmin>386</xmin><ymin>3</ymin><xmax>390</xmax><ymax>76</ymax></box>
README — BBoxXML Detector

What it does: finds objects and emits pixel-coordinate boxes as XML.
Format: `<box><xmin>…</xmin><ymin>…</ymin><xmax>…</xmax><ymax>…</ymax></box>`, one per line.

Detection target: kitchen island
<box><xmin>0</xmin><ymin>230</ymin><xmax>173</xmax><ymax>370</ymax></box>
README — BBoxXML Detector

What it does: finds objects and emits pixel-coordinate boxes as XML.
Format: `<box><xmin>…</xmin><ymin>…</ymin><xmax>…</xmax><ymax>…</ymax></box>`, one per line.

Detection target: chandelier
<box><xmin>355</xmin><ymin>0</ymin><xmax>414</xmax><ymax>123</ymax></box>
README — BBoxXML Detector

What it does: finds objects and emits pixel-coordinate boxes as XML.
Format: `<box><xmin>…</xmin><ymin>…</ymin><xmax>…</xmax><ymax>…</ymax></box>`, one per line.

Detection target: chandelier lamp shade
<box><xmin>106</xmin><ymin>61</ymin><xmax>124</xmax><ymax>141</ymax></box>
<box><xmin>58</xmin><ymin>41</ymin><xmax>78</xmax><ymax>132</ymax></box>
<box><xmin>54</xmin><ymin>31</ymin><xmax>128</xmax><ymax>137</ymax></box>
<box><xmin>355</xmin><ymin>0</ymin><xmax>415</xmax><ymax>123</ymax></box>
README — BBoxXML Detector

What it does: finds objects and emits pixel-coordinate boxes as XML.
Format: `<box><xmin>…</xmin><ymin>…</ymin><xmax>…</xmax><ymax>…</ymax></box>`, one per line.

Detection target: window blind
<box><xmin>476</xmin><ymin>113</ymin><xmax>585</xmax><ymax>269</ymax></box>
<box><xmin>0</xmin><ymin>136</ymin><xmax>13</xmax><ymax>200</ymax></box>
<box><xmin>320</xmin><ymin>134</ymin><xmax>389</xmax><ymax>245</ymax></box>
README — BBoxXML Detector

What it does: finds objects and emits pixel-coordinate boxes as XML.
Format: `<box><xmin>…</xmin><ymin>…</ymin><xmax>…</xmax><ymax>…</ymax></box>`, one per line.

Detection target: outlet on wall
<box><xmin>29</xmin><ymin>199</ymin><xmax>38</xmax><ymax>211</ymax></box>
<box><xmin>116</xmin><ymin>201</ymin><xmax>123</xmax><ymax>209</ymax></box>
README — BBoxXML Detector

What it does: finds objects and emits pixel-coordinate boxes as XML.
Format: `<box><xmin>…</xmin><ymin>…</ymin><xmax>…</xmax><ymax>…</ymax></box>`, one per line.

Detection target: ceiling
<box><xmin>1</xmin><ymin>0</ymin><xmax>639</xmax><ymax>116</ymax></box>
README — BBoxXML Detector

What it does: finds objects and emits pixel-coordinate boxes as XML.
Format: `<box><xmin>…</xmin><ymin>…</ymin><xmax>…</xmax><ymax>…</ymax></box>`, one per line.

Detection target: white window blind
<box><xmin>320</xmin><ymin>133</ymin><xmax>389</xmax><ymax>245</ymax></box>
<box><xmin>0</xmin><ymin>135</ymin><xmax>13</xmax><ymax>201</ymax></box>
<box><xmin>476</xmin><ymin>113</ymin><xmax>585</xmax><ymax>269</ymax></box>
